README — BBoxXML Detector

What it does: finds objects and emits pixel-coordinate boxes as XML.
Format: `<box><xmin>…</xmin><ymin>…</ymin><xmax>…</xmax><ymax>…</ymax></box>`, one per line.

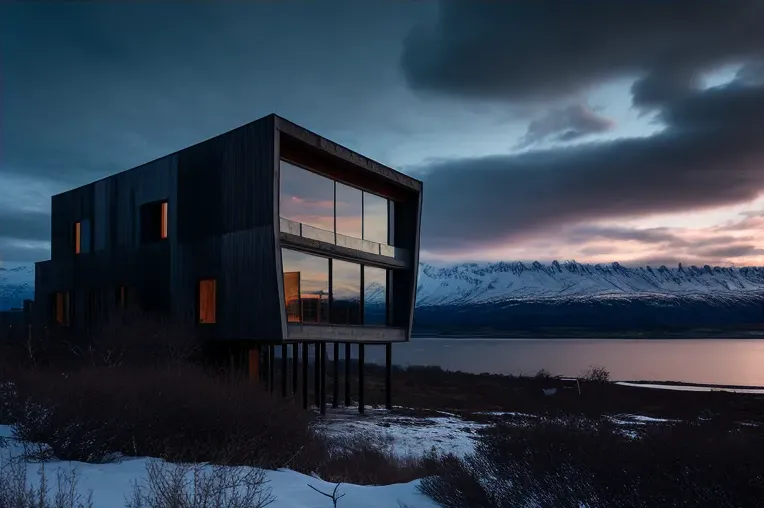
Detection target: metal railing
<box><xmin>280</xmin><ymin>217</ymin><xmax>404</xmax><ymax>260</ymax></box>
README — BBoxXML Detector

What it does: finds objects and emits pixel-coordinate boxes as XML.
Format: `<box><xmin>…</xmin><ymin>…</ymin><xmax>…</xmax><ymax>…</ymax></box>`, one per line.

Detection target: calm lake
<box><xmin>359</xmin><ymin>338</ymin><xmax>764</xmax><ymax>387</ymax></box>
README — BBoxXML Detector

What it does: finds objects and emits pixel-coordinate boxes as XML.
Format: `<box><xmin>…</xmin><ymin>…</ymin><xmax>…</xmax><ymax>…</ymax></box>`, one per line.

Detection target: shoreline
<box><xmin>412</xmin><ymin>331</ymin><xmax>764</xmax><ymax>339</ymax></box>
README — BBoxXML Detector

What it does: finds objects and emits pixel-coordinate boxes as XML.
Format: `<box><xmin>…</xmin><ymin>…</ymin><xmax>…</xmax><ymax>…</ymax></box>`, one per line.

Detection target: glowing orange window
<box><xmin>74</xmin><ymin>222</ymin><xmax>81</xmax><ymax>254</ymax></box>
<box><xmin>160</xmin><ymin>202</ymin><xmax>168</xmax><ymax>239</ymax></box>
<box><xmin>55</xmin><ymin>292</ymin><xmax>70</xmax><ymax>326</ymax></box>
<box><xmin>199</xmin><ymin>279</ymin><xmax>217</xmax><ymax>324</ymax></box>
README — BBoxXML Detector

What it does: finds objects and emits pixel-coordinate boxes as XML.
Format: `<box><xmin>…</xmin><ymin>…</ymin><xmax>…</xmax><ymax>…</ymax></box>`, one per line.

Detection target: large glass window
<box><xmin>279</xmin><ymin>161</ymin><xmax>335</xmax><ymax>233</ymax></box>
<box><xmin>281</xmin><ymin>248</ymin><xmax>329</xmax><ymax>324</ymax></box>
<box><xmin>335</xmin><ymin>183</ymin><xmax>362</xmax><ymax>239</ymax></box>
<box><xmin>331</xmin><ymin>259</ymin><xmax>361</xmax><ymax>325</ymax></box>
<box><xmin>363</xmin><ymin>266</ymin><xmax>387</xmax><ymax>326</ymax></box>
<box><xmin>279</xmin><ymin>160</ymin><xmax>395</xmax><ymax>252</ymax></box>
<box><xmin>363</xmin><ymin>193</ymin><xmax>388</xmax><ymax>245</ymax></box>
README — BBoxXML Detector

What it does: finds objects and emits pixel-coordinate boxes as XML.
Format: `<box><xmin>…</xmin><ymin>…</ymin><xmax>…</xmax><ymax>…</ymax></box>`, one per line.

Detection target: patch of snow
<box><xmin>316</xmin><ymin>407</ymin><xmax>487</xmax><ymax>458</ymax></box>
<box><xmin>0</xmin><ymin>425</ymin><xmax>438</xmax><ymax>508</ymax></box>
<box><xmin>616</xmin><ymin>382</ymin><xmax>764</xmax><ymax>394</ymax></box>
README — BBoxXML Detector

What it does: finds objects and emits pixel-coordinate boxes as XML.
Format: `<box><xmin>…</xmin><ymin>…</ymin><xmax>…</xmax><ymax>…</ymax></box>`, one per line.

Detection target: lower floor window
<box><xmin>281</xmin><ymin>248</ymin><xmax>388</xmax><ymax>326</ymax></box>
<box><xmin>199</xmin><ymin>279</ymin><xmax>217</xmax><ymax>324</ymax></box>
<box><xmin>53</xmin><ymin>291</ymin><xmax>70</xmax><ymax>326</ymax></box>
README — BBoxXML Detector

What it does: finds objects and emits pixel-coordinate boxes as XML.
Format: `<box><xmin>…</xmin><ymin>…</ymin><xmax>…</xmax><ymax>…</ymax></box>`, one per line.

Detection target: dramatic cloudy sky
<box><xmin>2</xmin><ymin>1</ymin><xmax>764</xmax><ymax>269</ymax></box>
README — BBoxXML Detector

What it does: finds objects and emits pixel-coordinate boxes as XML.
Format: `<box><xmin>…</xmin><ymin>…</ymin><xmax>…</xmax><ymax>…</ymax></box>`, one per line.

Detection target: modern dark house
<box><xmin>34</xmin><ymin>114</ymin><xmax>423</xmax><ymax>413</ymax></box>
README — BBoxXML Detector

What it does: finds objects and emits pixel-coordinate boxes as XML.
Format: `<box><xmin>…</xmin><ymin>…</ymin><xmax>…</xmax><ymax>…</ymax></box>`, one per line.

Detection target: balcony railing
<box><xmin>280</xmin><ymin>217</ymin><xmax>405</xmax><ymax>260</ymax></box>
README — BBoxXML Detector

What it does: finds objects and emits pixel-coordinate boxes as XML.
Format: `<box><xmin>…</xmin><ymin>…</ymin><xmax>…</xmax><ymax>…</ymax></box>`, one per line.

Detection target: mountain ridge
<box><xmin>3</xmin><ymin>262</ymin><xmax>764</xmax><ymax>330</ymax></box>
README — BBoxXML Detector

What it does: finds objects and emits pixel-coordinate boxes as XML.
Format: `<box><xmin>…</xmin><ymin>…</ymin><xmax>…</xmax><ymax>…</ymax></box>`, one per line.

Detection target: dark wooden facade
<box><xmin>34</xmin><ymin>114</ymin><xmax>423</xmax><ymax>350</ymax></box>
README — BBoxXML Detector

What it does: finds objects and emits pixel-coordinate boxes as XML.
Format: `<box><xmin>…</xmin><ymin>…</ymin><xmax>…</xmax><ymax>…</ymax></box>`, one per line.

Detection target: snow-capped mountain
<box><xmin>415</xmin><ymin>261</ymin><xmax>764</xmax><ymax>331</ymax></box>
<box><xmin>416</xmin><ymin>261</ymin><xmax>764</xmax><ymax>306</ymax></box>
<box><xmin>3</xmin><ymin>260</ymin><xmax>764</xmax><ymax>329</ymax></box>
<box><xmin>0</xmin><ymin>265</ymin><xmax>34</xmax><ymax>310</ymax></box>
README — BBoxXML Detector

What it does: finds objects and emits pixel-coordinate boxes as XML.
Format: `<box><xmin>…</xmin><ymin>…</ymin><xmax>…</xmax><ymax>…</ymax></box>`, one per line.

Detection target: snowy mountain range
<box><xmin>3</xmin><ymin>261</ymin><xmax>764</xmax><ymax>330</ymax></box>
<box><xmin>416</xmin><ymin>261</ymin><xmax>764</xmax><ymax>306</ymax></box>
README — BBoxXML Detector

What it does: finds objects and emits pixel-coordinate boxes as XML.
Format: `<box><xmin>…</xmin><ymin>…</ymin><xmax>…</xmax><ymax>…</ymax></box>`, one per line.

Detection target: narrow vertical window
<box><xmin>199</xmin><ymin>279</ymin><xmax>217</xmax><ymax>324</ymax></box>
<box><xmin>116</xmin><ymin>286</ymin><xmax>126</xmax><ymax>308</ymax></box>
<box><xmin>74</xmin><ymin>219</ymin><xmax>92</xmax><ymax>254</ymax></box>
<box><xmin>74</xmin><ymin>222</ymin><xmax>81</xmax><ymax>254</ymax></box>
<box><xmin>140</xmin><ymin>200</ymin><xmax>169</xmax><ymax>243</ymax></box>
<box><xmin>54</xmin><ymin>292</ymin><xmax>70</xmax><ymax>326</ymax></box>
<box><xmin>160</xmin><ymin>201</ymin><xmax>168</xmax><ymax>239</ymax></box>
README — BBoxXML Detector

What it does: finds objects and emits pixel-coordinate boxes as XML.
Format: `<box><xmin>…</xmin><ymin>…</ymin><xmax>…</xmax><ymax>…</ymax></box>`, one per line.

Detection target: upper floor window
<box><xmin>280</xmin><ymin>161</ymin><xmax>335</xmax><ymax>234</ymax></box>
<box><xmin>74</xmin><ymin>219</ymin><xmax>92</xmax><ymax>254</ymax></box>
<box><xmin>279</xmin><ymin>160</ymin><xmax>391</xmax><ymax>249</ymax></box>
<box><xmin>140</xmin><ymin>200</ymin><xmax>169</xmax><ymax>244</ymax></box>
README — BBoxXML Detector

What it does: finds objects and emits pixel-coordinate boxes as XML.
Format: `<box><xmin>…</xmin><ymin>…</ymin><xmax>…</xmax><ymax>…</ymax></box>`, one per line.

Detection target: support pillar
<box><xmin>385</xmin><ymin>343</ymin><xmax>393</xmax><ymax>410</ymax></box>
<box><xmin>319</xmin><ymin>342</ymin><xmax>327</xmax><ymax>415</ymax></box>
<box><xmin>281</xmin><ymin>344</ymin><xmax>288</xmax><ymax>397</ymax></box>
<box><xmin>332</xmin><ymin>342</ymin><xmax>339</xmax><ymax>408</ymax></box>
<box><xmin>269</xmin><ymin>344</ymin><xmax>275</xmax><ymax>393</ymax></box>
<box><xmin>301</xmin><ymin>342</ymin><xmax>309</xmax><ymax>410</ymax></box>
<box><xmin>358</xmin><ymin>343</ymin><xmax>365</xmax><ymax>414</ymax></box>
<box><xmin>344</xmin><ymin>342</ymin><xmax>351</xmax><ymax>407</ymax></box>
<box><xmin>314</xmin><ymin>342</ymin><xmax>320</xmax><ymax>408</ymax></box>
<box><xmin>257</xmin><ymin>344</ymin><xmax>264</xmax><ymax>383</ymax></box>
<box><xmin>292</xmin><ymin>343</ymin><xmax>299</xmax><ymax>395</ymax></box>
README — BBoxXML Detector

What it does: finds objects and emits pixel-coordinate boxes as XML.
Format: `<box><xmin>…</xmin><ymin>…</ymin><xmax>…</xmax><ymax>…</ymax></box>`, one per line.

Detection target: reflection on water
<box><xmin>359</xmin><ymin>338</ymin><xmax>764</xmax><ymax>387</ymax></box>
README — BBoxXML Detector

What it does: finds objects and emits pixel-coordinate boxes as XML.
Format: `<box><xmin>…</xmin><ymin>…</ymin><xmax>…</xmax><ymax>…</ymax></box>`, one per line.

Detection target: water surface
<box><xmin>361</xmin><ymin>338</ymin><xmax>764</xmax><ymax>387</ymax></box>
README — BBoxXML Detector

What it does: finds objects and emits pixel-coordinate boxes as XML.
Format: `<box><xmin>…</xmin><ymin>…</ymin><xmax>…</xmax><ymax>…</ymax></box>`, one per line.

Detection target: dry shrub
<box><xmin>83</xmin><ymin>309</ymin><xmax>201</xmax><ymax>368</ymax></box>
<box><xmin>309</xmin><ymin>434</ymin><xmax>435</xmax><ymax>486</ymax></box>
<box><xmin>420</xmin><ymin>416</ymin><xmax>764</xmax><ymax>508</ymax></box>
<box><xmin>126</xmin><ymin>460</ymin><xmax>274</xmax><ymax>508</ymax></box>
<box><xmin>0</xmin><ymin>455</ymin><xmax>93</xmax><ymax>508</ymax></box>
<box><xmin>581</xmin><ymin>365</ymin><xmax>611</xmax><ymax>384</ymax></box>
<box><xmin>5</xmin><ymin>365</ymin><xmax>317</xmax><ymax>468</ymax></box>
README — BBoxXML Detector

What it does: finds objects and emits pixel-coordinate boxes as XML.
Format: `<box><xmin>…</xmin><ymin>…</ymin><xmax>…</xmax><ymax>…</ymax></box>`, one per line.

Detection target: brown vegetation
<box><xmin>420</xmin><ymin>415</ymin><xmax>764</xmax><ymax>508</ymax></box>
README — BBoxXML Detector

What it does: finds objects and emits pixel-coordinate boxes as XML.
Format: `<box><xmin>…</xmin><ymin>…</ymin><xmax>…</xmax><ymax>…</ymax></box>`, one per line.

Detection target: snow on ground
<box><xmin>616</xmin><ymin>381</ymin><xmax>764</xmax><ymax>394</ymax></box>
<box><xmin>0</xmin><ymin>425</ymin><xmax>438</xmax><ymax>508</ymax></box>
<box><xmin>314</xmin><ymin>406</ymin><xmax>488</xmax><ymax>457</ymax></box>
<box><xmin>0</xmin><ymin>409</ymin><xmax>691</xmax><ymax>507</ymax></box>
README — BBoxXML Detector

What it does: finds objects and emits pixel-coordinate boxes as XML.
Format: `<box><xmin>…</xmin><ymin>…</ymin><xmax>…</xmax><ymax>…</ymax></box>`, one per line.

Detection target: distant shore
<box><xmin>412</xmin><ymin>327</ymin><xmax>764</xmax><ymax>340</ymax></box>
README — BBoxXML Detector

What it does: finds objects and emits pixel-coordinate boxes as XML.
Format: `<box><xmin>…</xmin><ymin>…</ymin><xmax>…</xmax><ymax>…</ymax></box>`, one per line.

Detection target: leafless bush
<box><xmin>308</xmin><ymin>434</ymin><xmax>435</xmax><ymax>486</ymax></box>
<box><xmin>306</xmin><ymin>482</ymin><xmax>345</xmax><ymax>508</ymax></box>
<box><xmin>6</xmin><ymin>365</ymin><xmax>316</xmax><ymax>467</ymax></box>
<box><xmin>85</xmin><ymin>310</ymin><xmax>201</xmax><ymax>368</ymax></box>
<box><xmin>126</xmin><ymin>460</ymin><xmax>274</xmax><ymax>508</ymax></box>
<box><xmin>420</xmin><ymin>416</ymin><xmax>764</xmax><ymax>508</ymax></box>
<box><xmin>0</xmin><ymin>455</ymin><xmax>93</xmax><ymax>508</ymax></box>
<box><xmin>581</xmin><ymin>365</ymin><xmax>611</xmax><ymax>384</ymax></box>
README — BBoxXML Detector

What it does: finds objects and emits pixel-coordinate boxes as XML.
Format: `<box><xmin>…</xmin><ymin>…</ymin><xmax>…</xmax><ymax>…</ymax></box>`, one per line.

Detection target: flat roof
<box><xmin>53</xmin><ymin>113</ymin><xmax>422</xmax><ymax>197</ymax></box>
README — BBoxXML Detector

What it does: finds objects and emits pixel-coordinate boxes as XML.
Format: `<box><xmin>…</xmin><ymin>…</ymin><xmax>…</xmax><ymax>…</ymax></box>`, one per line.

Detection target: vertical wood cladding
<box><xmin>220</xmin><ymin>227</ymin><xmax>282</xmax><ymax>340</ymax></box>
<box><xmin>36</xmin><ymin>114</ymin><xmax>419</xmax><ymax>345</ymax></box>
<box><xmin>391</xmin><ymin>198</ymin><xmax>420</xmax><ymax>334</ymax></box>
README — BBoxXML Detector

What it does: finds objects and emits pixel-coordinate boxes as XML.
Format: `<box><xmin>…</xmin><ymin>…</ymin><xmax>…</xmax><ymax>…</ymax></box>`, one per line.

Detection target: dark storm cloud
<box><xmin>0</xmin><ymin>205</ymin><xmax>50</xmax><ymax>244</ymax></box>
<box><xmin>421</xmin><ymin>80</ymin><xmax>764</xmax><ymax>251</ymax></box>
<box><xmin>567</xmin><ymin>226</ymin><xmax>685</xmax><ymax>245</ymax></box>
<box><xmin>401</xmin><ymin>0</ymin><xmax>764</xmax><ymax>102</ymax></box>
<box><xmin>515</xmin><ymin>104</ymin><xmax>614</xmax><ymax>148</ymax></box>
<box><xmin>696</xmin><ymin>245</ymin><xmax>764</xmax><ymax>259</ymax></box>
<box><xmin>567</xmin><ymin>226</ymin><xmax>745</xmax><ymax>250</ymax></box>
<box><xmin>0</xmin><ymin>1</ymin><xmax>427</xmax><ymax>263</ymax></box>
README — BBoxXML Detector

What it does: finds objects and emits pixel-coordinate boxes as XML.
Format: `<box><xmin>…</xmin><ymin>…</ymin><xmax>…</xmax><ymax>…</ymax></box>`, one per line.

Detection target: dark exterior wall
<box><xmin>35</xmin><ymin>113</ymin><xmax>420</xmax><ymax>345</ymax></box>
<box><xmin>174</xmin><ymin>115</ymin><xmax>280</xmax><ymax>341</ymax></box>
<box><xmin>36</xmin><ymin>154</ymin><xmax>177</xmax><ymax>328</ymax></box>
